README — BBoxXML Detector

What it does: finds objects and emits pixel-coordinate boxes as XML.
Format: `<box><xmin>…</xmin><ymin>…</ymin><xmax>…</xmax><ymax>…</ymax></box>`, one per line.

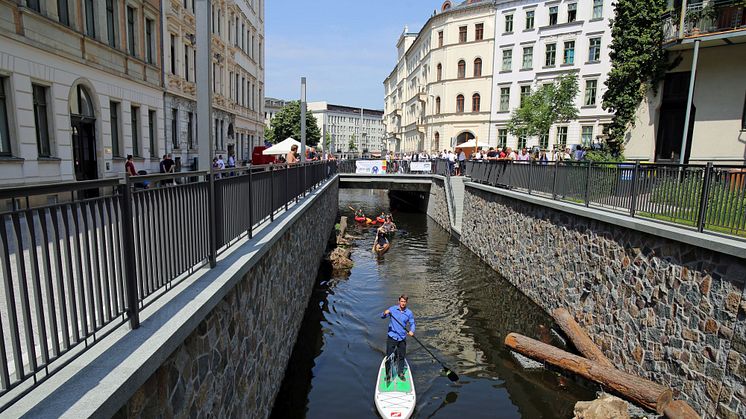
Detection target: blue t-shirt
<box><xmin>381</xmin><ymin>306</ymin><xmax>416</xmax><ymax>341</ymax></box>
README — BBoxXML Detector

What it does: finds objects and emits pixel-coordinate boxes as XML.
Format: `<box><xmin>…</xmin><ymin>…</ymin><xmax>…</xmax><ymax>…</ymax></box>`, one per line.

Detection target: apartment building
<box><xmin>308</xmin><ymin>101</ymin><xmax>385</xmax><ymax>157</ymax></box>
<box><xmin>0</xmin><ymin>0</ymin><xmax>164</xmax><ymax>186</ymax></box>
<box><xmin>163</xmin><ymin>0</ymin><xmax>265</xmax><ymax>168</ymax></box>
<box><xmin>264</xmin><ymin>96</ymin><xmax>290</xmax><ymax>128</ymax></box>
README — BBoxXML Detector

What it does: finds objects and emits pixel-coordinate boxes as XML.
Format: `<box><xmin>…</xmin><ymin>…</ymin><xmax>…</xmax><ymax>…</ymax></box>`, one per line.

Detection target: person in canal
<box><xmin>381</xmin><ymin>295</ymin><xmax>415</xmax><ymax>382</ymax></box>
<box><xmin>372</xmin><ymin>226</ymin><xmax>390</xmax><ymax>254</ymax></box>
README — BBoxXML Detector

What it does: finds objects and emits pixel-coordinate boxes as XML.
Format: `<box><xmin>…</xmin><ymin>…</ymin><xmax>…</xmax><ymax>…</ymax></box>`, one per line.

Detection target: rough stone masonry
<box><xmin>458</xmin><ymin>184</ymin><xmax>746</xmax><ymax>419</ymax></box>
<box><xmin>115</xmin><ymin>180</ymin><xmax>339</xmax><ymax>418</ymax></box>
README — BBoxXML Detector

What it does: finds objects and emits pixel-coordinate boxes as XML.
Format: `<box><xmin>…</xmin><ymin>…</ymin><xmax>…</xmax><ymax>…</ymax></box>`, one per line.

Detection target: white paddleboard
<box><xmin>374</xmin><ymin>356</ymin><xmax>416</xmax><ymax>419</ymax></box>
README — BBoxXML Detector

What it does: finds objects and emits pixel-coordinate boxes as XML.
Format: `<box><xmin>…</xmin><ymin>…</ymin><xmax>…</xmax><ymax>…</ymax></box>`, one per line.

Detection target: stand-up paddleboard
<box><xmin>374</xmin><ymin>356</ymin><xmax>415</xmax><ymax>419</ymax></box>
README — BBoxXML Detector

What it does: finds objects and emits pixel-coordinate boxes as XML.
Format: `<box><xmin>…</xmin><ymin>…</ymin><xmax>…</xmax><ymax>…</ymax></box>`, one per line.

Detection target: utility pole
<box><xmin>196</xmin><ymin>0</ymin><xmax>213</xmax><ymax>170</ymax></box>
<box><xmin>300</xmin><ymin>77</ymin><xmax>307</xmax><ymax>162</ymax></box>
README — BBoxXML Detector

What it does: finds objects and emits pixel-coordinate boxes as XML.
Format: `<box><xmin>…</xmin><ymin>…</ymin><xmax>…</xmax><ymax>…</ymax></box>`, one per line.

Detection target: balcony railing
<box><xmin>664</xmin><ymin>0</ymin><xmax>746</xmax><ymax>43</ymax></box>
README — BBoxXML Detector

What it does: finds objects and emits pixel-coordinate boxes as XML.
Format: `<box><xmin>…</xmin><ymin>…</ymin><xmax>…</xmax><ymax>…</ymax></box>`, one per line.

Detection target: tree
<box><xmin>348</xmin><ymin>136</ymin><xmax>357</xmax><ymax>152</ymax></box>
<box><xmin>265</xmin><ymin>101</ymin><xmax>321</xmax><ymax>146</ymax></box>
<box><xmin>602</xmin><ymin>0</ymin><xmax>667</xmax><ymax>155</ymax></box>
<box><xmin>324</xmin><ymin>132</ymin><xmax>332</xmax><ymax>151</ymax></box>
<box><xmin>506</xmin><ymin>74</ymin><xmax>579</xmax><ymax>146</ymax></box>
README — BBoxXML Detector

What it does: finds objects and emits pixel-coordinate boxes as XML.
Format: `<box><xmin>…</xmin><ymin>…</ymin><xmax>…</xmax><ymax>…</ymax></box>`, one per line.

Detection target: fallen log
<box><xmin>505</xmin><ymin>333</ymin><xmax>672</xmax><ymax>413</ymax></box>
<box><xmin>663</xmin><ymin>400</ymin><xmax>701</xmax><ymax>419</ymax></box>
<box><xmin>552</xmin><ymin>308</ymin><xmax>614</xmax><ymax>368</ymax></box>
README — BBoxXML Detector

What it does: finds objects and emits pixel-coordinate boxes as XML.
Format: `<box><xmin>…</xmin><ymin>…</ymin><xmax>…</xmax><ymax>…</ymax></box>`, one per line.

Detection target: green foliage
<box><xmin>324</xmin><ymin>132</ymin><xmax>332</xmax><ymax>150</ymax></box>
<box><xmin>507</xmin><ymin>74</ymin><xmax>579</xmax><ymax>140</ymax></box>
<box><xmin>266</xmin><ymin>101</ymin><xmax>321</xmax><ymax>146</ymax></box>
<box><xmin>348</xmin><ymin>137</ymin><xmax>357</xmax><ymax>151</ymax></box>
<box><xmin>584</xmin><ymin>150</ymin><xmax>625</xmax><ymax>163</ymax></box>
<box><xmin>602</xmin><ymin>0</ymin><xmax>668</xmax><ymax>155</ymax></box>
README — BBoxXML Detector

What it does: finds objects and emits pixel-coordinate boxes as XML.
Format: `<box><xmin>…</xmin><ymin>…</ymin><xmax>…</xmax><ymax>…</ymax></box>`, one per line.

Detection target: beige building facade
<box><xmin>163</xmin><ymin>0</ymin><xmax>264</xmax><ymax>168</ymax></box>
<box><xmin>384</xmin><ymin>0</ymin><xmax>496</xmax><ymax>154</ymax></box>
<box><xmin>0</xmin><ymin>0</ymin><xmax>164</xmax><ymax>186</ymax></box>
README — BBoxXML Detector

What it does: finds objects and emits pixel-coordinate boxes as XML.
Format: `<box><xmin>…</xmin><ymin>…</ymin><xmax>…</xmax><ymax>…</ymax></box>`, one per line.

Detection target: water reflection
<box><xmin>271</xmin><ymin>189</ymin><xmax>594</xmax><ymax>418</ymax></box>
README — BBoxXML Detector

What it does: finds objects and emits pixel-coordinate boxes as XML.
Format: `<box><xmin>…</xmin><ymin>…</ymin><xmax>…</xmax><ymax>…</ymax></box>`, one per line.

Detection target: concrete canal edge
<box><xmin>427</xmin><ymin>179</ymin><xmax>746</xmax><ymax>418</ymax></box>
<box><xmin>9</xmin><ymin>177</ymin><xmax>339</xmax><ymax>419</ymax></box>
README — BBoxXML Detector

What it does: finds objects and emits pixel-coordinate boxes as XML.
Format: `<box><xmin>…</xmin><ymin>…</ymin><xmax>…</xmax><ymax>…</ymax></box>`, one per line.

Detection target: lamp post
<box><xmin>300</xmin><ymin>77</ymin><xmax>307</xmax><ymax>162</ymax></box>
<box><xmin>196</xmin><ymin>0</ymin><xmax>213</xmax><ymax>170</ymax></box>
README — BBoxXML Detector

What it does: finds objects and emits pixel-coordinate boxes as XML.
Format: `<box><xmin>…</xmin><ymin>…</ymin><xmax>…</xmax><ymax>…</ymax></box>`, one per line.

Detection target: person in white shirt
<box><xmin>217</xmin><ymin>155</ymin><xmax>226</xmax><ymax>170</ymax></box>
<box><xmin>517</xmin><ymin>148</ymin><xmax>531</xmax><ymax>162</ymax></box>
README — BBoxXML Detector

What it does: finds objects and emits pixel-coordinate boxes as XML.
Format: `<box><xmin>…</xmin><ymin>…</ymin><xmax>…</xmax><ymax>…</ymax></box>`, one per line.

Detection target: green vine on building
<box><xmin>602</xmin><ymin>0</ymin><xmax>668</xmax><ymax>156</ymax></box>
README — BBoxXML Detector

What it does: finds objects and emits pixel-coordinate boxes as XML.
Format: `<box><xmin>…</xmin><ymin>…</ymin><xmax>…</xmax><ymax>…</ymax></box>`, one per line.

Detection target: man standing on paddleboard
<box><xmin>381</xmin><ymin>295</ymin><xmax>416</xmax><ymax>382</ymax></box>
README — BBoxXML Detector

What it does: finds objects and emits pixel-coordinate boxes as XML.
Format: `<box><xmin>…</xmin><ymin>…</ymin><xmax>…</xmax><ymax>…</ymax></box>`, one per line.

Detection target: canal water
<box><xmin>271</xmin><ymin>189</ymin><xmax>595</xmax><ymax>418</ymax></box>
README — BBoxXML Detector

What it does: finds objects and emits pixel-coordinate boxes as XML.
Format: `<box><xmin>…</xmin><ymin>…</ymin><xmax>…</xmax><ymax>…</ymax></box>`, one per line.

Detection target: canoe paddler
<box><xmin>381</xmin><ymin>295</ymin><xmax>415</xmax><ymax>381</ymax></box>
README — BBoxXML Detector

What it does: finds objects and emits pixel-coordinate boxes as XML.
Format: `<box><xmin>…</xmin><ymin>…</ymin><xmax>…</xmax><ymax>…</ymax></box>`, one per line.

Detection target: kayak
<box><xmin>374</xmin><ymin>242</ymin><xmax>390</xmax><ymax>256</ymax></box>
<box><xmin>355</xmin><ymin>216</ymin><xmax>367</xmax><ymax>222</ymax></box>
<box><xmin>376</xmin><ymin>217</ymin><xmax>386</xmax><ymax>223</ymax></box>
<box><xmin>374</xmin><ymin>356</ymin><xmax>415</xmax><ymax>419</ymax></box>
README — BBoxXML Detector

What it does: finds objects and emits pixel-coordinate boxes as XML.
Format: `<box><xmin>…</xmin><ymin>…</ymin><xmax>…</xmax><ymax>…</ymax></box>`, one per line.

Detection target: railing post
<box><xmin>119</xmin><ymin>176</ymin><xmax>140</xmax><ymax>329</ymax></box>
<box><xmin>630</xmin><ymin>161</ymin><xmax>640</xmax><ymax>217</ymax></box>
<box><xmin>285</xmin><ymin>164</ymin><xmax>289</xmax><ymax>211</ymax></box>
<box><xmin>208</xmin><ymin>169</ymin><xmax>217</xmax><ymax>268</ymax></box>
<box><xmin>303</xmin><ymin>162</ymin><xmax>307</xmax><ymax>197</ymax></box>
<box><xmin>270</xmin><ymin>165</ymin><xmax>275</xmax><ymax>222</ymax></box>
<box><xmin>552</xmin><ymin>161</ymin><xmax>559</xmax><ymax>200</ymax></box>
<box><xmin>697</xmin><ymin>162</ymin><xmax>714</xmax><ymax>233</ymax></box>
<box><xmin>527</xmin><ymin>161</ymin><xmax>534</xmax><ymax>195</ymax></box>
<box><xmin>248</xmin><ymin>168</ymin><xmax>254</xmax><ymax>239</ymax></box>
<box><xmin>584</xmin><ymin>161</ymin><xmax>592</xmax><ymax>207</ymax></box>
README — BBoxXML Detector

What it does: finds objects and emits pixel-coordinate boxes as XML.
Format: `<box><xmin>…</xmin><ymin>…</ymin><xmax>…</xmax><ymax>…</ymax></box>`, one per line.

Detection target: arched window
<box><xmin>434</xmin><ymin>132</ymin><xmax>440</xmax><ymax>150</ymax></box>
<box><xmin>472</xmin><ymin>93</ymin><xmax>481</xmax><ymax>112</ymax></box>
<box><xmin>457</xmin><ymin>60</ymin><xmax>466</xmax><ymax>79</ymax></box>
<box><xmin>435</xmin><ymin>96</ymin><xmax>441</xmax><ymax>114</ymax></box>
<box><xmin>456</xmin><ymin>94</ymin><xmax>465</xmax><ymax>113</ymax></box>
<box><xmin>436</xmin><ymin>63</ymin><xmax>442</xmax><ymax>81</ymax></box>
<box><xmin>473</xmin><ymin>58</ymin><xmax>482</xmax><ymax>77</ymax></box>
<box><xmin>442</xmin><ymin>1</ymin><xmax>452</xmax><ymax>11</ymax></box>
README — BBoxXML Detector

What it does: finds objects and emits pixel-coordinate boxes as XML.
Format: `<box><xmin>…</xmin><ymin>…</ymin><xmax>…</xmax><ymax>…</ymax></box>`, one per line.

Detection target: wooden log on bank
<box><xmin>663</xmin><ymin>400</ymin><xmax>701</xmax><ymax>419</ymax></box>
<box><xmin>551</xmin><ymin>308</ymin><xmax>614</xmax><ymax>368</ymax></box>
<box><xmin>505</xmin><ymin>333</ymin><xmax>672</xmax><ymax>413</ymax></box>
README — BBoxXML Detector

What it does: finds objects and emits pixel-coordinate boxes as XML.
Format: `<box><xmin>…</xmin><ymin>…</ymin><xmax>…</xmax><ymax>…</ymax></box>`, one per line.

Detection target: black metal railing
<box><xmin>663</xmin><ymin>0</ymin><xmax>746</xmax><ymax>43</ymax></box>
<box><xmin>0</xmin><ymin>160</ymin><xmax>337</xmax><ymax>409</ymax></box>
<box><xmin>466</xmin><ymin>160</ymin><xmax>746</xmax><ymax>239</ymax></box>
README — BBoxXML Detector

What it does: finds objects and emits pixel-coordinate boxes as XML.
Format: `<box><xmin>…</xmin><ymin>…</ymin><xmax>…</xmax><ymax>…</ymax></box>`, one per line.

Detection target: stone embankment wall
<box><xmin>427</xmin><ymin>177</ymin><xmax>450</xmax><ymax>231</ymax></box>
<box><xmin>115</xmin><ymin>180</ymin><xmax>339</xmax><ymax>418</ymax></box>
<box><xmin>460</xmin><ymin>184</ymin><xmax>746</xmax><ymax>419</ymax></box>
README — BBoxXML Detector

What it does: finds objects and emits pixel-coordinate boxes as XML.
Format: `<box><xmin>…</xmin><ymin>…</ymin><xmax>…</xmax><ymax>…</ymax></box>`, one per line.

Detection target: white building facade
<box><xmin>490</xmin><ymin>0</ymin><xmax>614</xmax><ymax>150</ymax></box>
<box><xmin>308</xmin><ymin>101</ymin><xmax>385</xmax><ymax>157</ymax></box>
<box><xmin>384</xmin><ymin>0</ymin><xmax>497</xmax><ymax>154</ymax></box>
<box><xmin>264</xmin><ymin>97</ymin><xmax>290</xmax><ymax>128</ymax></box>
<box><xmin>0</xmin><ymin>0</ymin><xmax>165</xmax><ymax>186</ymax></box>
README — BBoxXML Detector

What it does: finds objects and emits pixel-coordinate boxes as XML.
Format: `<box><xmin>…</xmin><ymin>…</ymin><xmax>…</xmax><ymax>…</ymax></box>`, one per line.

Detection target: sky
<box><xmin>265</xmin><ymin>0</ymin><xmax>443</xmax><ymax>110</ymax></box>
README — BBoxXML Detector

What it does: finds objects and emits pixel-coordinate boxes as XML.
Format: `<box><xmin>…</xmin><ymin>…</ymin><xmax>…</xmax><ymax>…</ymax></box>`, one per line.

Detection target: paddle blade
<box><xmin>444</xmin><ymin>368</ymin><xmax>459</xmax><ymax>382</ymax></box>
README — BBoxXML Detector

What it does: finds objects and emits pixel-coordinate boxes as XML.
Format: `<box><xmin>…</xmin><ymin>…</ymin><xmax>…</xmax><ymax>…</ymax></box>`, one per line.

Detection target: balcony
<box><xmin>663</xmin><ymin>0</ymin><xmax>746</xmax><ymax>46</ymax></box>
<box><xmin>394</xmin><ymin>108</ymin><xmax>403</xmax><ymax>117</ymax></box>
<box><xmin>416</xmin><ymin>118</ymin><xmax>426</xmax><ymax>134</ymax></box>
<box><xmin>417</xmin><ymin>89</ymin><xmax>427</xmax><ymax>102</ymax></box>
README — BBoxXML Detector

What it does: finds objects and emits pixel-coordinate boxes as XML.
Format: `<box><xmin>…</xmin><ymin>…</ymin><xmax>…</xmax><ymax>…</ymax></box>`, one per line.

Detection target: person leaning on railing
<box><xmin>287</xmin><ymin>144</ymin><xmax>300</xmax><ymax>164</ymax></box>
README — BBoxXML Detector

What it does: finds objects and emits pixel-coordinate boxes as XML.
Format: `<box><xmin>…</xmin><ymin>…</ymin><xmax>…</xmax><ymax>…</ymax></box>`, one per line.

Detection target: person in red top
<box><xmin>125</xmin><ymin>155</ymin><xmax>138</xmax><ymax>176</ymax></box>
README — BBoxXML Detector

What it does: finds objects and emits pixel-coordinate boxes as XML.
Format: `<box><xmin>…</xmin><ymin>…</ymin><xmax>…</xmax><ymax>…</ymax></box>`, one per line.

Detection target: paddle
<box><xmin>387</xmin><ymin>313</ymin><xmax>459</xmax><ymax>382</ymax></box>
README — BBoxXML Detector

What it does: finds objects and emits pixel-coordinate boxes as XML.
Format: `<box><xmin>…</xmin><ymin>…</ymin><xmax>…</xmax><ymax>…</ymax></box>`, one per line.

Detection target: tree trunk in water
<box><xmin>551</xmin><ymin>308</ymin><xmax>614</xmax><ymax>368</ymax></box>
<box><xmin>663</xmin><ymin>400</ymin><xmax>701</xmax><ymax>419</ymax></box>
<box><xmin>505</xmin><ymin>333</ymin><xmax>672</xmax><ymax>413</ymax></box>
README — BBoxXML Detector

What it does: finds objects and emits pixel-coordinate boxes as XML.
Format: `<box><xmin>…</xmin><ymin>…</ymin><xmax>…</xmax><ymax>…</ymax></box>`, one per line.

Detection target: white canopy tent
<box><xmin>455</xmin><ymin>139</ymin><xmax>479</xmax><ymax>149</ymax></box>
<box><xmin>262</xmin><ymin>137</ymin><xmax>301</xmax><ymax>155</ymax></box>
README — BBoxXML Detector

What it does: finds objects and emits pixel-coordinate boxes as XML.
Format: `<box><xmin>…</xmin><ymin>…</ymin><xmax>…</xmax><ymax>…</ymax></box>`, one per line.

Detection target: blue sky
<box><xmin>266</xmin><ymin>1</ymin><xmax>440</xmax><ymax>110</ymax></box>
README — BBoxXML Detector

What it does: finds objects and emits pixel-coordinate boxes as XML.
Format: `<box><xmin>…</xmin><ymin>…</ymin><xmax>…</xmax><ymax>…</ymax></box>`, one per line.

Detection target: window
<box><xmin>568</xmin><ymin>3</ymin><xmax>577</xmax><ymax>22</ymax></box>
<box><xmin>545</xmin><ymin>43</ymin><xmax>556</xmax><ymax>67</ymax></box>
<box><xmin>438</xmin><ymin>31</ymin><xmax>443</xmax><ymax>47</ymax></box>
<box><xmin>522</xmin><ymin>46</ymin><xmax>533</xmax><ymax>69</ymax></box>
<box><xmin>589</xmin><ymin>37</ymin><xmax>601</xmax><ymax>62</ymax></box>
<box><xmin>58</xmin><ymin>0</ymin><xmax>70</xmax><ymax>26</ymax></box>
<box><xmin>456</xmin><ymin>95</ymin><xmax>464</xmax><ymax>113</ymax></box>
<box><xmin>540</xmin><ymin>133</ymin><xmax>549</xmax><ymax>149</ymax></box>
<box><xmin>472</xmin><ymin>94</ymin><xmax>481</xmax><ymax>112</ymax></box>
<box><xmin>497</xmin><ymin>129</ymin><xmax>507</xmax><ymax>148</ymax></box>
<box><xmin>145</xmin><ymin>18</ymin><xmax>154</xmax><ymax>64</ymax></box>
<box><xmin>457</xmin><ymin>60</ymin><xmax>466</xmax><ymax>79</ymax></box>
<box><xmin>110</xmin><ymin>102</ymin><xmax>120</xmax><ymax>157</ymax></box>
<box><xmin>520</xmin><ymin>85</ymin><xmax>531</xmax><ymax>107</ymax></box>
<box><xmin>526</xmin><ymin>10</ymin><xmax>535</xmax><ymax>29</ymax></box>
<box><xmin>592</xmin><ymin>0</ymin><xmax>603</xmax><ymax>19</ymax></box>
<box><xmin>170</xmin><ymin>35</ymin><xmax>177</xmax><ymax>75</ymax></box>
<box><xmin>0</xmin><ymin>79</ymin><xmax>11</xmax><ymax>156</ymax></box>
<box><xmin>127</xmin><ymin>6</ymin><xmax>136</xmax><ymax>56</ymax></box>
<box><xmin>475</xmin><ymin>23</ymin><xmax>484</xmax><ymax>41</ymax></box>
<box><xmin>32</xmin><ymin>84</ymin><xmax>51</xmax><ymax>157</ymax></box>
<box><xmin>131</xmin><ymin>106</ymin><xmax>140</xmax><ymax>156</ymax></box>
<box><xmin>106</xmin><ymin>0</ymin><xmax>117</xmax><ymax>47</ymax></box>
<box><xmin>437</xmin><ymin>63</ymin><xmax>442</xmax><ymax>81</ymax></box>
<box><xmin>434</xmin><ymin>132</ymin><xmax>440</xmax><ymax>149</ymax></box>
<box><xmin>187</xmin><ymin>111</ymin><xmax>194</xmax><ymax>149</ymax></box>
<box><xmin>518</xmin><ymin>136</ymin><xmax>527</xmax><ymax>149</ymax></box>
<box><xmin>584</xmin><ymin>79</ymin><xmax>598</xmax><ymax>106</ymax></box>
<box><xmin>505</xmin><ymin>15</ymin><xmax>514</xmax><ymax>33</ymax></box>
<box><xmin>171</xmin><ymin>108</ymin><xmax>179</xmax><ymax>149</ymax></box>
<box><xmin>473</xmin><ymin>58</ymin><xmax>482</xmax><ymax>77</ymax></box>
<box><xmin>28</xmin><ymin>0</ymin><xmax>40</xmax><ymax>12</ymax></box>
<box><xmin>85</xmin><ymin>0</ymin><xmax>96</xmax><ymax>38</ymax></box>
<box><xmin>549</xmin><ymin>6</ymin><xmax>558</xmax><ymax>25</ymax></box>
<box><xmin>581</xmin><ymin>126</ymin><xmax>594</xmax><ymax>145</ymax></box>
<box><xmin>502</xmin><ymin>49</ymin><xmax>512</xmax><ymax>71</ymax></box>
<box><xmin>435</xmin><ymin>97</ymin><xmax>441</xmax><ymax>114</ymax></box>
<box><xmin>563</xmin><ymin>41</ymin><xmax>575</xmax><ymax>65</ymax></box>
<box><xmin>184</xmin><ymin>44</ymin><xmax>190</xmax><ymax>81</ymax></box>
<box><xmin>459</xmin><ymin>26</ymin><xmax>467</xmax><ymax>43</ymax></box>
<box><xmin>148</xmin><ymin>110</ymin><xmax>156</xmax><ymax>157</ymax></box>
<box><xmin>557</xmin><ymin>126</ymin><xmax>568</xmax><ymax>147</ymax></box>
<box><xmin>499</xmin><ymin>87</ymin><xmax>510</xmax><ymax>111</ymax></box>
